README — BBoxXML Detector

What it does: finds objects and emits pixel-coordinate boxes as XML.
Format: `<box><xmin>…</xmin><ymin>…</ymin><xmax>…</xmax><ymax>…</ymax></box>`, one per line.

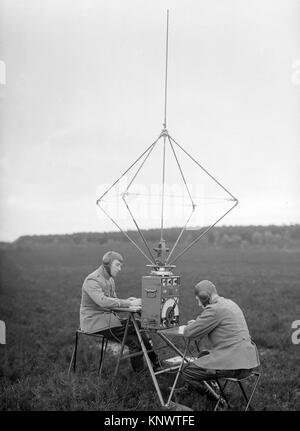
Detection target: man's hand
<box><xmin>128</xmin><ymin>297</ymin><xmax>142</xmax><ymax>312</ymax></box>
<box><xmin>178</xmin><ymin>325</ymin><xmax>187</xmax><ymax>334</ymax></box>
<box><xmin>129</xmin><ymin>298</ymin><xmax>142</xmax><ymax>307</ymax></box>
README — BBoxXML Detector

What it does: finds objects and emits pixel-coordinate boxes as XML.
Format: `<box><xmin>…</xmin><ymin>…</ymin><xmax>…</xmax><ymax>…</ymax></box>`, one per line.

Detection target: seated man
<box><xmin>80</xmin><ymin>250</ymin><xmax>161</xmax><ymax>372</ymax></box>
<box><xmin>181</xmin><ymin>280</ymin><xmax>260</xmax><ymax>391</ymax></box>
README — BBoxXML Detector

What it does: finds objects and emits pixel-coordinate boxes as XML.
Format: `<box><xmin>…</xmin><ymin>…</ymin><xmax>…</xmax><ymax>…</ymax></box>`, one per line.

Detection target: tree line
<box><xmin>11</xmin><ymin>224</ymin><xmax>300</xmax><ymax>249</ymax></box>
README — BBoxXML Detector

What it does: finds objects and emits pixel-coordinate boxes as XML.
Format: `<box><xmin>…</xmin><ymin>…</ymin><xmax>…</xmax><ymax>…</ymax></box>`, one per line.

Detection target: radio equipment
<box><xmin>141</xmin><ymin>271</ymin><xmax>180</xmax><ymax>330</ymax></box>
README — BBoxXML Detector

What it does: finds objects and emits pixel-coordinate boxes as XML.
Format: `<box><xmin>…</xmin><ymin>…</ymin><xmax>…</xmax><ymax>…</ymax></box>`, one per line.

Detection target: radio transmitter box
<box><xmin>141</xmin><ymin>274</ymin><xmax>180</xmax><ymax>330</ymax></box>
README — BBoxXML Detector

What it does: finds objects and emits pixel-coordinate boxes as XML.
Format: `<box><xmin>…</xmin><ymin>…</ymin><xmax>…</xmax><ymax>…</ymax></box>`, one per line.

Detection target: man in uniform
<box><xmin>80</xmin><ymin>251</ymin><xmax>161</xmax><ymax>372</ymax></box>
<box><xmin>181</xmin><ymin>280</ymin><xmax>260</xmax><ymax>390</ymax></box>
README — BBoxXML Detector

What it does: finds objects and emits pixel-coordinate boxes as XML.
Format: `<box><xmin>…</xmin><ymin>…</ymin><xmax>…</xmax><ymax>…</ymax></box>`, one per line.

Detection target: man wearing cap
<box><xmin>181</xmin><ymin>280</ymin><xmax>260</xmax><ymax>390</ymax></box>
<box><xmin>80</xmin><ymin>251</ymin><xmax>161</xmax><ymax>372</ymax></box>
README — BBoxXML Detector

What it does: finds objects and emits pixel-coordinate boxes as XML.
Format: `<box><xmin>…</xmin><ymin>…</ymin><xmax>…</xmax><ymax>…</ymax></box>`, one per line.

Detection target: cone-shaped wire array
<box><xmin>96</xmin><ymin>128</ymin><xmax>238</xmax><ymax>266</ymax></box>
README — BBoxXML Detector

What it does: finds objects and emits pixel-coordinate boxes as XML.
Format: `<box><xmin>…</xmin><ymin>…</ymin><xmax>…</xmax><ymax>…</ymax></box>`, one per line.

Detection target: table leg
<box><xmin>165</xmin><ymin>342</ymin><xmax>189</xmax><ymax>407</ymax></box>
<box><xmin>114</xmin><ymin>313</ymin><xmax>131</xmax><ymax>377</ymax></box>
<box><xmin>112</xmin><ymin>312</ymin><xmax>193</xmax><ymax>409</ymax></box>
<box><xmin>130</xmin><ymin>315</ymin><xmax>167</xmax><ymax>407</ymax></box>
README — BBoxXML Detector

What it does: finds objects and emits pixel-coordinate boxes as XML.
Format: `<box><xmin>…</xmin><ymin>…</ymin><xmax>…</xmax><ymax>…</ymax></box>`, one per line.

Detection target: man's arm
<box><xmin>187</xmin><ymin>308</ymin><xmax>205</xmax><ymax>325</ymax></box>
<box><xmin>83</xmin><ymin>278</ymin><xmax>131</xmax><ymax>309</ymax></box>
<box><xmin>183</xmin><ymin>305</ymin><xmax>220</xmax><ymax>339</ymax></box>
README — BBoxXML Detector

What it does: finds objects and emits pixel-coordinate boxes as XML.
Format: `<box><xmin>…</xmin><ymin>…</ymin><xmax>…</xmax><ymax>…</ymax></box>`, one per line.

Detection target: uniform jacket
<box><xmin>183</xmin><ymin>296</ymin><xmax>260</xmax><ymax>370</ymax></box>
<box><xmin>80</xmin><ymin>265</ymin><xmax>129</xmax><ymax>333</ymax></box>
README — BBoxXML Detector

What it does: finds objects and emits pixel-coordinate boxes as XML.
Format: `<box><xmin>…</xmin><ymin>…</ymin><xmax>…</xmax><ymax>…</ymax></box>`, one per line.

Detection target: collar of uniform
<box><xmin>211</xmin><ymin>294</ymin><xmax>220</xmax><ymax>304</ymax></box>
<box><xmin>98</xmin><ymin>264</ymin><xmax>111</xmax><ymax>280</ymax></box>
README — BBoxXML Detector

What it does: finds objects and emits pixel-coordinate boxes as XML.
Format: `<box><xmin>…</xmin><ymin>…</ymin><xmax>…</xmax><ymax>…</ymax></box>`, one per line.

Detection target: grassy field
<box><xmin>0</xmin><ymin>242</ymin><xmax>300</xmax><ymax>411</ymax></box>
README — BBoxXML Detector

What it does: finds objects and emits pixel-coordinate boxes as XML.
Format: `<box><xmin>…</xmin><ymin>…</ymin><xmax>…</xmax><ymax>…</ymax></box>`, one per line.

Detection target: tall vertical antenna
<box><xmin>163</xmin><ymin>9</ymin><xmax>169</xmax><ymax>129</ymax></box>
<box><xmin>160</xmin><ymin>9</ymin><xmax>169</xmax><ymax>244</ymax></box>
<box><xmin>160</xmin><ymin>136</ymin><xmax>166</xmax><ymax>241</ymax></box>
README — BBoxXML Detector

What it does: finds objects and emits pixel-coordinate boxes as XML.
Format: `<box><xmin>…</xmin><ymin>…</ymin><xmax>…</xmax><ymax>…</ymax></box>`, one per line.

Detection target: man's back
<box><xmin>184</xmin><ymin>296</ymin><xmax>260</xmax><ymax>370</ymax></box>
<box><xmin>207</xmin><ymin>297</ymin><xmax>251</xmax><ymax>348</ymax></box>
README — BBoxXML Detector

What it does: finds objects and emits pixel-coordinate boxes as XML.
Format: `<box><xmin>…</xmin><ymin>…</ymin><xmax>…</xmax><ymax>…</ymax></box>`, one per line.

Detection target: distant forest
<box><xmin>7</xmin><ymin>225</ymin><xmax>300</xmax><ymax>249</ymax></box>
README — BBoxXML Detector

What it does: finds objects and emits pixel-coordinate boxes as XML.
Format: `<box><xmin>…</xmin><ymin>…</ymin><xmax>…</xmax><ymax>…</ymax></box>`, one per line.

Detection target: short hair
<box><xmin>195</xmin><ymin>280</ymin><xmax>217</xmax><ymax>300</ymax></box>
<box><xmin>102</xmin><ymin>251</ymin><xmax>124</xmax><ymax>266</ymax></box>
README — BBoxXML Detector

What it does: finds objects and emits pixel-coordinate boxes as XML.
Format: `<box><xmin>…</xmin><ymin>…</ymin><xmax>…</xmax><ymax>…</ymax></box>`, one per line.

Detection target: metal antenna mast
<box><xmin>159</xmin><ymin>9</ymin><xmax>169</xmax><ymax>257</ymax></box>
<box><xmin>163</xmin><ymin>9</ymin><xmax>169</xmax><ymax>130</ymax></box>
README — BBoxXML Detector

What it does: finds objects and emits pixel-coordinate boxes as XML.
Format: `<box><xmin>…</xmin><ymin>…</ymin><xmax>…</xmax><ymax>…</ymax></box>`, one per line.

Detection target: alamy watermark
<box><xmin>95</xmin><ymin>177</ymin><xmax>216</xmax><ymax>226</ymax></box>
<box><xmin>291</xmin><ymin>320</ymin><xmax>300</xmax><ymax>345</ymax></box>
<box><xmin>0</xmin><ymin>320</ymin><xmax>6</xmax><ymax>344</ymax></box>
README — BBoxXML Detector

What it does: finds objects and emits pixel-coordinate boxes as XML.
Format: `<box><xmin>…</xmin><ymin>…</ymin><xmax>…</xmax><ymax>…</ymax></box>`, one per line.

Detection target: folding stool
<box><xmin>214</xmin><ymin>370</ymin><xmax>261</xmax><ymax>411</ymax></box>
<box><xmin>68</xmin><ymin>329</ymin><xmax>108</xmax><ymax>376</ymax></box>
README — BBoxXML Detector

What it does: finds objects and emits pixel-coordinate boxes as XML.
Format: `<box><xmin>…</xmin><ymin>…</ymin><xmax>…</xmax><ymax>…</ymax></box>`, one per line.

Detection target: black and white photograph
<box><xmin>0</xmin><ymin>0</ymin><xmax>299</xmax><ymax>414</ymax></box>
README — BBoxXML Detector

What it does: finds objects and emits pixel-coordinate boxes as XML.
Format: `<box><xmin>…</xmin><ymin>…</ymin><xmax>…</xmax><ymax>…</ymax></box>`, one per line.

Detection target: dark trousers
<box><xmin>182</xmin><ymin>362</ymin><xmax>252</xmax><ymax>390</ymax></box>
<box><xmin>97</xmin><ymin>320</ymin><xmax>158</xmax><ymax>372</ymax></box>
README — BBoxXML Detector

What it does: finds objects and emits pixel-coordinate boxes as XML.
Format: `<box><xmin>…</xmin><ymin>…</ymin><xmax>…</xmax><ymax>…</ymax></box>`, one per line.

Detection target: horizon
<box><xmin>4</xmin><ymin>221</ymin><xmax>299</xmax><ymax>244</ymax></box>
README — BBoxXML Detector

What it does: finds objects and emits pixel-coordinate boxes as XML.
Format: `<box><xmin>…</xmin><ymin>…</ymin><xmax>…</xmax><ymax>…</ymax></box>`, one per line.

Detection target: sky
<box><xmin>0</xmin><ymin>0</ymin><xmax>299</xmax><ymax>242</ymax></box>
